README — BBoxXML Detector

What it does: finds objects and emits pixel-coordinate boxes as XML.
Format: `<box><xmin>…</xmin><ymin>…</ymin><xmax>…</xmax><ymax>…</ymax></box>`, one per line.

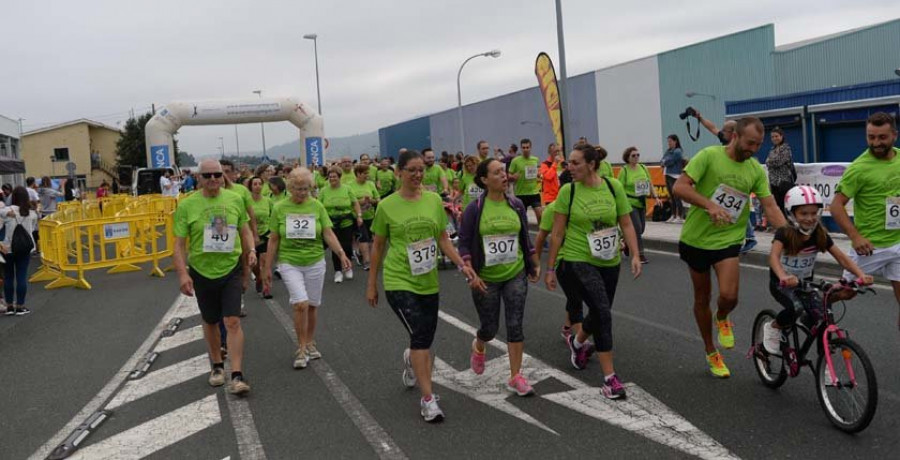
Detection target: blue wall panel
<box><xmin>378</xmin><ymin>116</ymin><xmax>431</xmax><ymax>160</ymax></box>
<box><xmin>727</xmin><ymin>79</ymin><xmax>900</xmax><ymax>114</ymax></box>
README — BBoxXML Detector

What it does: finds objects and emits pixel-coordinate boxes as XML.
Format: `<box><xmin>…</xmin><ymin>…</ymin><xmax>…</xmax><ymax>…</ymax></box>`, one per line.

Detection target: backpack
<box><xmin>11</xmin><ymin>215</ymin><xmax>34</xmax><ymax>255</ymax></box>
<box><xmin>565</xmin><ymin>177</ymin><xmax>615</xmax><ymax>228</ymax></box>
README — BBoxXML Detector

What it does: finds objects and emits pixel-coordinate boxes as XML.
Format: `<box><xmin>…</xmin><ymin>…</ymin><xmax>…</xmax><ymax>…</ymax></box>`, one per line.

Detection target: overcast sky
<box><xmin>4</xmin><ymin>0</ymin><xmax>899</xmax><ymax>159</ymax></box>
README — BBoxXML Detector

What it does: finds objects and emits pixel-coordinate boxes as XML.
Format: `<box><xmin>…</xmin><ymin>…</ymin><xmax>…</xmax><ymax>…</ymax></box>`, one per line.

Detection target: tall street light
<box><xmin>457</xmin><ymin>49</ymin><xmax>501</xmax><ymax>154</ymax></box>
<box><xmin>252</xmin><ymin>90</ymin><xmax>267</xmax><ymax>159</ymax></box>
<box><xmin>303</xmin><ymin>33</ymin><xmax>322</xmax><ymax>115</ymax></box>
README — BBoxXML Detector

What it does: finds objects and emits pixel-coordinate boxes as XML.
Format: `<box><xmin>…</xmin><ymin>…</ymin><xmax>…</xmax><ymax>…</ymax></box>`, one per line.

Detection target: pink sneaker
<box><xmin>470</xmin><ymin>339</ymin><xmax>486</xmax><ymax>375</ymax></box>
<box><xmin>506</xmin><ymin>373</ymin><xmax>535</xmax><ymax>397</ymax></box>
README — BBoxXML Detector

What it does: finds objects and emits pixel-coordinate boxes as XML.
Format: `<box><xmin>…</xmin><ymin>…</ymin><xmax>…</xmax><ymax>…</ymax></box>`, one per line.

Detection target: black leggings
<box><xmin>557</xmin><ymin>261</ymin><xmax>619</xmax><ymax>352</ymax></box>
<box><xmin>769</xmin><ymin>277</ymin><xmax>821</xmax><ymax>328</ymax></box>
<box><xmin>665</xmin><ymin>175</ymin><xmax>685</xmax><ymax>218</ymax></box>
<box><xmin>331</xmin><ymin>224</ymin><xmax>354</xmax><ymax>271</ymax></box>
<box><xmin>471</xmin><ymin>271</ymin><xmax>528</xmax><ymax>343</ymax></box>
<box><xmin>385</xmin><ymin>290</ymin><xmax>440</xmax><ymax>349</ymax></box>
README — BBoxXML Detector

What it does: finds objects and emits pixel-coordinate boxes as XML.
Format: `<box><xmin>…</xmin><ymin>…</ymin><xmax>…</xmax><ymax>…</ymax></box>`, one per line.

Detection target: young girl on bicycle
<box><xmin>764</xmin><ymin>185</ymin><xmax>872</xmax><ymax>353</ymax></box>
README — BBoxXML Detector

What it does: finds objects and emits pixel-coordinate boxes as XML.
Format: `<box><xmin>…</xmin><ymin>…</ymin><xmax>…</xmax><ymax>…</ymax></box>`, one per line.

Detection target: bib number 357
<box><xmin>587</xmin><ymin>227</ymin><xmax>618</xmax><ymax>260</ymax></box>
<box><xmin>406</xmin><ymin>237</ymin><xmax>437</xmax><ymax>275</ymax></box>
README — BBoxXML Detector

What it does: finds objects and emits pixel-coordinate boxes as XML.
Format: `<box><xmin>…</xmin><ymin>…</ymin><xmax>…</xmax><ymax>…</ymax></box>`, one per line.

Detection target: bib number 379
<box><xmin>886</xmin><ymin>197</ymin><xmax>900</xmax><ymax>230</ymax></box>
<box><xmin>406</xmin><ymin>237</ymin><xmax>437</xmax><ymax>276</ymax></box>
<box><xmin>712</xmin><ymin>184</ymin><xmax>749</xmax><ymax>223</ymax></box>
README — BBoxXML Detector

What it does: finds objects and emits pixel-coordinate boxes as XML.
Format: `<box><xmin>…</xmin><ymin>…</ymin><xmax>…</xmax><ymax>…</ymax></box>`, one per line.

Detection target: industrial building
<box><xmin>379</xmin><ymin>19</ymin><xmax>900</xmax><ymax>165</ymax></box>
<box><xmin>0</xmin><ymin>115</ymin><xmax>26</xmax><ymax>186</ymax></box>
<box><xmin>21</xmin><ymin>119</ymin><xmax>121</xmax><ymax>190</ymax></box>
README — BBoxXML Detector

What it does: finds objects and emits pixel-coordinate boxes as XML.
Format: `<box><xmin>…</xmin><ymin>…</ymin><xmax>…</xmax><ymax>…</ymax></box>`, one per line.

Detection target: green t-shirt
<box><xmin>509</xmin><ymin>155</ymin><xmax>541</xmax><ymax>196</ymax></box>
<box><xmin>375</xmin><ymin>169</ymin><xmax>396</xmax><ymax>196</ymax></box>
<box><xmin>423</xmin><ymin>165</ymin><xmax>446</xmax><ymax>194</ymax></box>
<box><xmin>555</xmin><ymin>179</ymin><xmax>631</xmax><ymax>267</ymax></box>
<box><xmin>261</xmin><ymin>182</ymin><xmax>272</xmax><ymax>198</ymax></box>
<box><xmin>269</xmin><ymin>198</ymin><xmax>333</xmax><ymax>267</ymax></box>
<box><xmin>599</xmin><ymin>161</ymin><xmax>614</xmax><ymax>178</ymax></box>
<box><xmin>616</xmin><ymin>164</ymin><xmax>652</xmax><ymax>209</ymax></box>
<box><xmin>227</xmin><ymin>183</ymin><xmax>253</xmax><ymax>210</ymax></box>
<box><xmin>174</xmin><ymin>189</ymin><xmax>249</xmax><ymax>279</ymax></box>
<box><xmin>314</xmin><ymin>171</ymin><xmax>328</xmax><ymax>192</ymax></box>
<box><xmin>478</xmin><ymin>198</ymin><xmax>524</xmax><ymax>282</ymax></box>
<box><xmin>368</xmin><ymin>164</ymin><xmax>379</xmax><ymax>183</ymax></box>
<box><xmin>272</xmin><ymin>190</ymin><xmax>288</xmax><ymax>203</ymax></box>
<box><xmin>318</xmin><ymin>184</ymin><xmax>358</xmax><ymax>228</ymax></box>
<box><xmin>371</xmin><ymin>191</ymin><xmax>448</xmax><ymax>295</ymax></box>
<box><xmin>250</xmin><ymin>195</ymin><xmax>274</xmax><ymax>236</ymax></box>
<box><xmin>835</xmin><ymin>147</ymin><xmax>900</xmax><ymax>248</ymax></box>
<box><xmin>679</xmin><ymin>145</ymin><xmax>771</xmax><ymax>250</ymax></box>
<box><xmin>539</xmin><ymin>200</ymin><xmax>556</xmax><ymax>232</ymax></box>
<box><xmin>349</xmin><ymin>180</ymin><xmax>379</xmax><ymax>220</ymax></box>
<box><xmin>459</xmin><ymin>172</ymin><xmax>482</xmax><ymax>209</ymax></box>
<box><xmin>341</xmin><ymin>170</ymin><xmax>355</xmax><ymax>185</ymax></box>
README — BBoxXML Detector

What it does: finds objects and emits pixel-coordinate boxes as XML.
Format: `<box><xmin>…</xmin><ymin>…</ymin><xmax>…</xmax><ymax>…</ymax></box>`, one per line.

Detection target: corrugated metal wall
<box><xmin>727</xmin><ymin>79</ymin><xmax>900</xmax><ymax>114</ymax></box>
<box><xmin>774</xmin><ymin>19</ymin><xmax>900</xmax><ymax>94</ymax></box>
<box><xmin>595</xmin><ymin>56</ymin><xmax>663</xmax><ymax>163</ymax></box>
<box><xmin>657</xmin><ymin>25</ymin><xmax>776</xmax><ymax>157</ymax></box>
<box><xmin>377</xmin><ymin>116</ymin><xmax>431</xmax><ymax>160</ymax></box>
<box><xmin>429</xmin><ymin>72</ymin><xmax>598</xmax><ymax>160</ymax></box>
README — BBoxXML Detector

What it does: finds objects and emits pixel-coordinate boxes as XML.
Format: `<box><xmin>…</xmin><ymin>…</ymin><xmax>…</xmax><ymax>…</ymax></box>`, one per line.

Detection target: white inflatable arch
<box><xmin>145</xmin><ymin>97</ymin><xmax>325</xmax><ymax>168</ymax></box>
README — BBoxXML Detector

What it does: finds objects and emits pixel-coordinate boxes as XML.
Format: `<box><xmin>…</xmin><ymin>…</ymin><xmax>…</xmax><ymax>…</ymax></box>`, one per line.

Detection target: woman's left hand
<box><xmin>631</xmin><ymin>255</ymin><xmax>642</xmax><ymax>279</ymax></box>
<box><xmin>527</xmin><ymin>266</ymin><xmax>541</xmax><ymax>283</ymax></box>
<box><xmin>340</xmin><ymin>254</ymin><xmax>353</xmax><ymax>272</ymax></box>
<box><xmin>461</xmin><ymin>266</ymin><xmax>486</xmax><ymax>293</ymax></box>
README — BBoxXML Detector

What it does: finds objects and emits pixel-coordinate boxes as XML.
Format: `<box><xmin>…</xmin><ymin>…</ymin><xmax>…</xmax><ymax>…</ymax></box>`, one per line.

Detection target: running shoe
<box><xmin>293</xmin><ymin>348</ymin><xmax>309</xmax><ymax>369</ymax></box>
<box><xmin>255</xmin><ymin>278</ymin><xmax>263</xmax><ymax>293</ymax></box>
<box><xmin>739</xmin><ymin>238</ymin><xmax>757</xmax><ymax>254</ymax></box>
<box><xmin>560</xmin><ymin>325</ymin><xmax>572</xmax><ymax>342</ymax></box>
<box><xmin>470</xmin><ymin>339</ymin><xmax>486</xmax><ymax>375</ymax></box>
<box><xmin>262</xmin><ymin>287</ymin><xmax>273</xmax><ymax>300</ymax></box>
<box><xmin>706</xmin><ymin>351</ymin><xmax>731</xmax><ymax>378</ymax></box>
<box><xmin>362</xmin><ymin>263</ymin><xmax>370</xmax><ymax>271</ymax></box>
<box><xmin>220</xmin><ymin>345</ymin><xmax>228</xmax><ymax>360</ymax></box>
<box><xmin>4</xmin><ymin>306</ymin><xmax>15</xmax><ymax>316</ymax></box>
<box><xmin>716</xmin><ymin>317</ymin><xmax>735</xmax><ymax>349</ymax></box>
<box><xmin>601</xmin><ymin>374</ymin><xmax>627</xmax><ymax>400</ymax></box>
<box><xmin>666</xmin><ymin>216</ymin><xmax>676</xmax><ymax>223</ymax></box>
<box><xmin>420</xmin><ymin>395</ymin><xmax>444</xmax><ymax>423</ymax></box>
<box><xmin>208</xmin><ymin>368</ymin><xmax>226</xmax><ymax>387</ymax></box>
<box><xmin>239</xmin><ymin>297</ymin><xmax>247</xmax><ymax>318</ymax></box>
<box><xmin>762</xmin><ymin>321</ymin><xmax>782</xmax><ymax>354</ymax></box>
<box><xmin>566</xmin><ymin>334</ymin><xmax>593</xmax><ymax>370</ymax></box>
<box><xmin>15</xmin><ymin>307</ymin><xmax>31</xmax><ymax>316</ymax></box>
<box><xmin>344</xmin><ymin>268</ymin><xmax>354</xmax><ymax>280</ymax></box>
<box><xmin>640</xmin><ymin>255</ymin><xmax>649</xmax><ymax>264</ymax></box>
<box><xmin>506</xmin><ymin>373</ymin><xmax>535</xmax><ymax>397</ymax></box>
<box><xmin>306</xmin><ymin>341</ymin><xmax>322</xmax><ymax>360</ymax></box>
<box><xmin>274</xmin><ymin>268</ymin><xmax>282</xmax><ymax>280</ymax></box>
<box><xmin>227</xmin><ymin>375</ymin><xmax>251</xmax><ymax>395</ymax></box>
<box><xmin>402</xmin><ymin>348</ymin><xmax>417</xmax><ymax>388</ymax></box>
<box><xmin>334</xmin><ymin>271</ymin><xmax>344</xmax><ymax>284</ymax></box>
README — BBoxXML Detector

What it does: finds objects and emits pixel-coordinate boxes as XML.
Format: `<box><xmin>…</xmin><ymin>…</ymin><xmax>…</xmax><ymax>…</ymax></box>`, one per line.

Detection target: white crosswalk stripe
<box><xmin>155</xmin><ymin>325</ymin><xmax>204</xmax><ymax>353</ymax></box>
<box><xmin>106</xmin><ymin>354</ymin><xmax>210</xmax><ymax>411</ymax></box>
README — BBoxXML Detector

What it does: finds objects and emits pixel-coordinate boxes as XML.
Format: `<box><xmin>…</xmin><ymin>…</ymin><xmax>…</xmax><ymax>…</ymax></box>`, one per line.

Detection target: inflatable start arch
<box><xmin>144</xmin><ymin>97</ymin><xmax>324</xmax><ymax>168</ymax></box>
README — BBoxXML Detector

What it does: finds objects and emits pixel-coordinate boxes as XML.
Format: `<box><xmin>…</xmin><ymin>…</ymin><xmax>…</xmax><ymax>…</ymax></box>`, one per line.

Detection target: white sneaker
<box><xmin>334</xmin><ymin>271</ymin><xmax>344</xmax><ymax>283</ymax></box>
<box><xmin>402</xmin><ymin>348</ymin><xmax>417</xmax><ymax>388</ymax></box>
<box><xmin>666</xmin><ymin>216</ymin><xmax>676</xmax><ymax>223</ymax></box>
<box><xmin>344</xmin><ymin>268</ymin><xmax>354</xmax><ymax>280</ymax></box>
<box><xmin>420</xmin><ymin>394</ymin><xmax>444</xmax><ymax>423</ymax></box>
<box><xmin>293</xmin><ymin>348</ymin><xmax>309</xmax><ymax>369</ymax></box>
<box><xmin>762</xmin><ymin>321</ymin><xmax>782</xmax><ymax>354</ymax></box>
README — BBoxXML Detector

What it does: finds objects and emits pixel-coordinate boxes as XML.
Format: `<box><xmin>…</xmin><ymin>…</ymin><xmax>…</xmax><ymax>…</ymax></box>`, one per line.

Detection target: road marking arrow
<box><xmin>436</xmin><ymin>311</ymin><xmax>739</xmax><ymax>459</ymax></box>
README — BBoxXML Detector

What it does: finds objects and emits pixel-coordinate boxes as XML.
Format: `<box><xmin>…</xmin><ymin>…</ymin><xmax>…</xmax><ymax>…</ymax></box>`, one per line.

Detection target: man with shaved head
<box><xmin>173</xmin><ymin>159</ymin><xmax>257</xmax><ymax>395</ymax></box>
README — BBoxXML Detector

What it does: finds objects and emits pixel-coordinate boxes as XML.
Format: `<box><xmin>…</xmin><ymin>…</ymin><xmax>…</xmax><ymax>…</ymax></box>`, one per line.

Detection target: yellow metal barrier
<box><xmin>31</xmin><ymin>202</ymin><xmax>176</xmax><ymax>290</ymax></box>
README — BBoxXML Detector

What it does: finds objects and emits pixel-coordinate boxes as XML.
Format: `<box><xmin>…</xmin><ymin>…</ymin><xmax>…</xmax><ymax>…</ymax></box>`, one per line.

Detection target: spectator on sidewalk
<box><xmin>661</xmin><ymin>135</ymin><xmax>686</xmax><ymax>223</ymax></box>
<box><xmin>765</xmin><ymin>127</ymin><xmax>796</xmax><ymax>216</ymax></box>
<box><xmin>540</xmin><ymin>143</ymin><xmax>562</xmax><ymax>205</ymax></box>
<box><xmin>2</xmin><ymin>186</ymin><xmax>38</xmax><ymax>316</ymax></box>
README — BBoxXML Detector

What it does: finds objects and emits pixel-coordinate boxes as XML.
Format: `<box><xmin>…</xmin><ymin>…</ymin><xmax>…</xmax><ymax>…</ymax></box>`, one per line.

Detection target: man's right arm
<box><xmin>830</xmin><ymin>192</ymin><xmax>873</xmax><ymax>256</ymax></box>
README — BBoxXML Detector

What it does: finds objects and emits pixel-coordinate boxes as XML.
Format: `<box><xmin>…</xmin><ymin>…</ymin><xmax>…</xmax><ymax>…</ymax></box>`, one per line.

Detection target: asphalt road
<box><xmin>4</xmin><ymin>247</ymin><xmax>899</xmax><ymax>459</ymax></box>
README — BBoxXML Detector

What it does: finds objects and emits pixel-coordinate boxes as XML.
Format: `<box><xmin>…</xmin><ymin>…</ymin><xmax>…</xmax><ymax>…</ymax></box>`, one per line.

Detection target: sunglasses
<box><xmin>201</xmin><ymin>172</ymin><xmax>224</xmax><ymax>179</ymax></box>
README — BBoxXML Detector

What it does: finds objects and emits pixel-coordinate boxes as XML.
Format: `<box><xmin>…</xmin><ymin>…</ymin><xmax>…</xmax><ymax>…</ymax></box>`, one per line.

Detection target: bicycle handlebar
<box><xmin>794</xmin><ymin>278</ymin><xmax>877</xmax><ymax>296</ymax></box>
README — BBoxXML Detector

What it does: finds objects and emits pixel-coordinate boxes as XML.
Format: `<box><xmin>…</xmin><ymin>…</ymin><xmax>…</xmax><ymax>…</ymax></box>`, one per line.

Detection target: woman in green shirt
<box><xmin>249</xmin><ymin>176</ymin><xmax>274</xmax><ymax>297</ymax></box>
<box><xmin>616</xmin><ymin>147</ymin><xmax>661</xmax><ymax>264</ymax></box>
<box><xmin>366</xmin><ymin>150</ymin><xmax>481</xmax><ymax>423</ymax></box>
<box><xmin>263</xmin><ymin>169</ymin><xmax>351</xmax><ymax>369</ymax></box>
<box><xmin>319</xmin><ymin>166</ymin><xmax>362</xmax><ymax>283</ymax></box>
<box><xmin>545</xmin><ymin>143</ymin><xmax>642</xmax><ymax>400</ymax></box>
<box><xmin>456</xmin><ymin>155</ymin><xmax>482</xmax><ymax>210</ymax></box>
<box><xmin>350</xmin><ymin>164</ymin><xmax>380</xmax><ymax>270</ymax></box>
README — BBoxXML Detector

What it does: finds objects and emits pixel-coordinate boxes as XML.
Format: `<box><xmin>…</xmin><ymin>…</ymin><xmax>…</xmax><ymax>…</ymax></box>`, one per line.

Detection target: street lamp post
<box><xmin>218</xmin><ymin>137</ymin><xmax>225</xmax><ymax>159</ymax></box>
<box><xmin>303</xmin><ymin>33</ymin><xmax>322</xmax><ymax>115</ymax></box>
<box><xmin>457</xmin><ymin>49</ymin><xmax>501</xmax><ymax>155</ymax></box>
<box><xmin>234</xmin><ymin>125</ymin><xmax>240</xmax><ymax>157</ymax></box>
<box><xmin>252</xmin><ymin>90</ymin><xmax>267</xmax><ymax>159</ymax></box>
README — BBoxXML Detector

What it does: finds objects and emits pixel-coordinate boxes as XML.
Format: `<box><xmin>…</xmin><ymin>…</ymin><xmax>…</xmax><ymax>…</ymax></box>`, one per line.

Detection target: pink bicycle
<box><xmin>749</xmin><ymin>279</ymin><xmax>877</xmax><ymax>433</ymax></box>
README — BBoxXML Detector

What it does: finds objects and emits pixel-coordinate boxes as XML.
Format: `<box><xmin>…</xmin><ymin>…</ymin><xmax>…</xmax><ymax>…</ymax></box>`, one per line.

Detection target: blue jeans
<box><xmin>4</xmin><ymin>251</ymin><xmax>31</xmax><ymax>306</ymax></box>
<box><xmin>746</xmin><ymin>212</ymin><xmax>757</xmax><ymax>240</ymax></box>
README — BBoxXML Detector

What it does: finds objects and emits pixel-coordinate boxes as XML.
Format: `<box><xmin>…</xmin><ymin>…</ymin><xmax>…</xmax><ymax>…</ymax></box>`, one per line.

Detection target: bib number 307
<box><xmin>406</xmin><ymin>237</ymin><xmax>437</xmax><ymax>276</ymax></box>
<box><xmin>886</xmin><ymin>197</ymin><xmax>900</xmax><ymax>230</ymax></box>
<box><xmin>483</xmin><ymin>234</ymin><xmax>518</xmax><ymax>267</ymax></box>
<box><xmin>587</xmin><ymin>227</ymin><xmax>618</xmax><ymax>260</ymax></box>
<box><xmin>712</xmin><ymin>184</ymin><xmax>749</xmax><ymax>223</ymax></box>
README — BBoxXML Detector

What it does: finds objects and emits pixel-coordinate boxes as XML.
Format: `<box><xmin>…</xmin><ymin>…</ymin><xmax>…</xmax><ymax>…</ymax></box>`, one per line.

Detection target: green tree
<box><xmin>116</xmin><ymin>112</ymin><xmax>181</xmax><ymax>168</ymax></box>
<box><xmin>177</xmin><ymin>149</ymin><xmax>197</xmax><ymax>166</ymax></box>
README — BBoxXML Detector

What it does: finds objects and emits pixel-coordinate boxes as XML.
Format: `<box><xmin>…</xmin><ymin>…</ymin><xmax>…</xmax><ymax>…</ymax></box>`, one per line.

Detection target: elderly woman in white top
<box><xmin>2</xmin><ymin>186</ymin><xmax>38</xmax><ymax>316</ymax></box>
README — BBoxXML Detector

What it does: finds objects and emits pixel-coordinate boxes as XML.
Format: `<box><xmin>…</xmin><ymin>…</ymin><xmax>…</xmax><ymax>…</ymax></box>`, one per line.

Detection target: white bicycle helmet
<box><xmin>783</xmin><ymin>185</ymin><xmax>823</xmax><ymax>235</ymax></box>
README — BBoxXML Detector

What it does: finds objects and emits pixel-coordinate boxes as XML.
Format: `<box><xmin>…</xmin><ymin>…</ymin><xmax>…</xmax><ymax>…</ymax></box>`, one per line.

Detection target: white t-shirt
<box><xmin>27</xmin><ymin>187</ymin><xmax>39</xmax><ymax>203</ymax></box>
<box><xmin>2</xmin><ymin>206</ymin><xmax>38</xmax><ymax>251</ymax></box>
<box><xmin>160</xmin><ymin>176</ymin><xmax>174</xmax><ymax>196</ymax></box>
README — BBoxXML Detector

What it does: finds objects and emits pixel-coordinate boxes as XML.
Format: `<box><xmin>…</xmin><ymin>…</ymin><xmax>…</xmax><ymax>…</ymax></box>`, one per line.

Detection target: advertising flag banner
<box><xmin>534</xmin><ymin>52</ymin><xmax>565</xmax><ymax>154</ymax></box>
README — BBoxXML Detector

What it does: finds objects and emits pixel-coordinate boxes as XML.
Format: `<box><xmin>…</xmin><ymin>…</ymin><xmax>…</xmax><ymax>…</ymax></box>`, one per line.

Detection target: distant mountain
<box><xmin>256</xmin><ymin>131</ymin><xmax>380</xmax><ymax>163</ymax></box>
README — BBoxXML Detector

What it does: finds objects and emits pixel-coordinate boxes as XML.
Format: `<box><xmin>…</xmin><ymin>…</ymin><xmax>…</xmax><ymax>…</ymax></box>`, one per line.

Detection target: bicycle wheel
<box><xmin>751</xmin><ymin>310</ymin><xmax>787</xmax><ymax>388</ymax></box>
<box><xmin>815</xmin><ymin>338</ymin><xmax>878</xmax><ymax>433</ymax></box>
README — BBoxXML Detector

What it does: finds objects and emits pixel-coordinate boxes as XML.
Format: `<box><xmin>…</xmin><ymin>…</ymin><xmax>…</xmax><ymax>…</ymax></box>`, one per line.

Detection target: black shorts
<box><xmin>678</xmin><ymin>241</ymin><xmax>741</xmax><ymax>273</ymax></box>
<box><xmin>385</xmin><ymin>290</ymin><xmax>439</xmax><ymax>350</ymax></box>
<box><xmin>356</xmin><ymin>219</ymin><xmax>374</xmax><ymax>243</ymax></box>
<box><xmin>516</xmin><ymin>194</ymin><xmax>542</xmax><ymax>210</ymax></box>
<box><xmin>189</xmin><ymin>264</ymin><xmax>243</xmax><ymax>324</ymax></box>
<box><xmin>256</xmin><ymin>232</ymin><xmax>270</xmax><ymax>254</ymax></box>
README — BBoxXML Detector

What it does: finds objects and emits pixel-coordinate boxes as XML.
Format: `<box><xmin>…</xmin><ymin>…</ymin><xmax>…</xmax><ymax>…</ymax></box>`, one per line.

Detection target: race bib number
<box><xmin>634</xmin><ymin>179</ymin><xmax>650</xmax><ymax>197</ymax></box>
<box><xmin>524</xmin><ymin>166</ymin><xmax>538</xmax><ymax>180</ymax></box>
<box><xmin>712</xmin><ymin>184</ymin><xmax>749</xmax><ymax>223</ymax></box>
<box><xmin>424</xmin><ymin>184</ymin><xmax>438</xmax><ymax>193</ymax></box>
<box><xmin>286</xmin><ymin>214</ymin><xmax>315</xmax><ymax>239</ymax></box>
<box><xmin>587</xmin><ymin>227</ymin><xmax>618</xmax><ymax>260</ymax></box>
<box><xmin>203</xmin><ymin>223</ymin><xmax>237</xmax><ymax>253</ymax></box>
<box><xmin>781</xmin><ymin>253</ymin><xmax>816</xmax><ymax>280</ymax></box>
<box><xmin>886</xmin><ymin>197</ymin><xmax>900</xmax><ymax>230</ymax></box>
<box><xmin>483</xmin><ymin>234</ymin><xmax>518</xmax><ymax>267</ymax></box>
<box><xmin>467</xmin><ymin>184</ymin><xmax>482</xmax><ymax>201</ymax></box>
<box><xmin>406</xmin><ymin>238</ymin><xmax>437</xmax><ymax>275</ymax></box>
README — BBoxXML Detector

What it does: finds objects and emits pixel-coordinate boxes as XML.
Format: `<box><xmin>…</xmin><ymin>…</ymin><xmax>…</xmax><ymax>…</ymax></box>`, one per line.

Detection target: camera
<box><xmin>679</xmin><ymin>106</ymin><xmax>698</xmax><ymax>120</ymax></box>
